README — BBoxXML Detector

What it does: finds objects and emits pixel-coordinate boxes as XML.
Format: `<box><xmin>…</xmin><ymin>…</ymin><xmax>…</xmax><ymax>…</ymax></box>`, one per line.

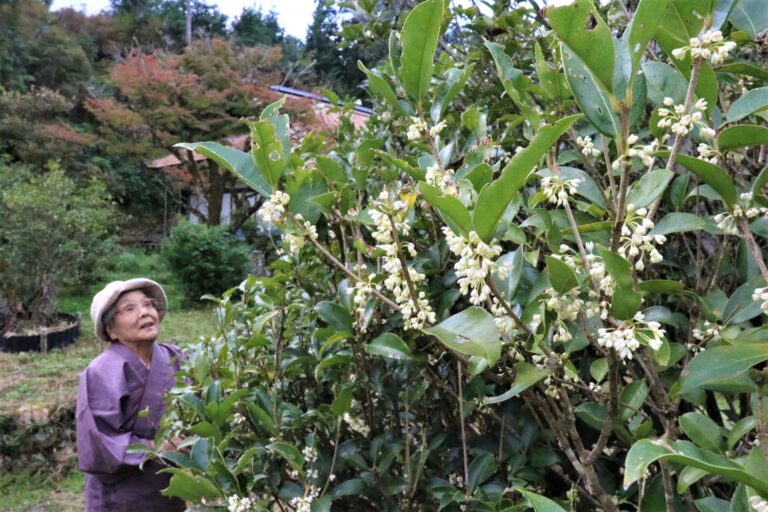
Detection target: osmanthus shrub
<box><xmin>145</xmin><ymin>0</ymin><xmax>768</xmax><ymax>510</ymax></box>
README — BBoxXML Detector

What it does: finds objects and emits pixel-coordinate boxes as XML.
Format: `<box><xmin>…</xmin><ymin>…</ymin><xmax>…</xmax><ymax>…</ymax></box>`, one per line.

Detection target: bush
<box><xmin>154</xmin><ymin>1</ymin><xmax>768</xmax><ymax>511</ymax></box>
<box><xmin>162</xmin><ymin>219</ymin><xmax>252</xmax><ymax>303</ymax></box>
<box><xmin>0</xmin><ymin>164</ymin><xmax>117</xmax><ymax>332</ymax></box>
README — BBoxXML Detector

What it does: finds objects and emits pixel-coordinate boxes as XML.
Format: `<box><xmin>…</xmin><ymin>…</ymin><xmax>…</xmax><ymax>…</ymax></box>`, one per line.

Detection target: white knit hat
<box><xmin>90</xmin><ymin>278</ymin><xmax>168</xmax><ymax>342</ymax></box>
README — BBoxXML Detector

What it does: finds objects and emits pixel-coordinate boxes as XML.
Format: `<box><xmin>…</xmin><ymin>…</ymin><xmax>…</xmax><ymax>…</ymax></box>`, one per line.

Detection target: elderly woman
<box><xmin>76</xmin><ymin>278</ymin><xmax>186</xmax><ymax>512</ymax></box>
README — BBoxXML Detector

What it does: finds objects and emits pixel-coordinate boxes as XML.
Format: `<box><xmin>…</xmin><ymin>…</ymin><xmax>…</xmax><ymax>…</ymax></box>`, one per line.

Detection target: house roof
<box><xmin>148</xmin><ymin>85</ymin><xmax>371</xmax><ymax>180</ymax></box>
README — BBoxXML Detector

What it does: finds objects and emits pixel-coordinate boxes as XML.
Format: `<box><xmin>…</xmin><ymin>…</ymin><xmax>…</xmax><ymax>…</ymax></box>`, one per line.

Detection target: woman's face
<box><xmin>106</xmin><ymin>290</ymin><xmax>161</xmax><ymax>344</ymax></box>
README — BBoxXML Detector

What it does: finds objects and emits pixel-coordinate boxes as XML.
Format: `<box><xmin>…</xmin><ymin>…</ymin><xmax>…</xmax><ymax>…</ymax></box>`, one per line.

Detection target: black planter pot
<box><xmin>0</xmin><ymin>313</ymin><xmax>81</xmax><ymax>353</ymax></box>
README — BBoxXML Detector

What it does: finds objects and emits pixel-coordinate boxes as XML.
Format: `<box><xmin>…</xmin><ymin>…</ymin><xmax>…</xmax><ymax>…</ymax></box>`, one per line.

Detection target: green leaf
<box><xmin>358</xmin><ymin>61</ymin><xmax>406</xmax><ymax>116</ymax></box>
<box><xmin>314</xmin><ymin>355</ymin><xmax>353</xmax><ymax>380</ymax></box>
<box><xmin>724</xmin><ymin>275</ymin><xmax>767</xmax><ymax>324</ymax></box>
<box><xmin>484</xmin><ymin>363</ymin><xmax>551</xmax><ymax>405</ymax></box>
<box><xmin>626</xmin><ymin>169</ymin><xmax>674</xmax><ymax>209</ymax></box>
<box><xmin>562</xmin><ymin>44</ymin><xmax>618</xmax><ymax>136</ymax></box>
<box><xmin>651</xmin><ymin>213</ymin><xmax>707</xmax><ymax>235</ymax></box>
<box><xmin>399</xmin><ymin>0</ymin><xmax>445</xmax><ymax>104</ymax></box>
<box><xmin>598</xmin><ymin>248</ymin><xmax>643</xmax><ymax>320</ymax></box>
<box><xmin>535</xmin><ymin>42</ymin><xmax>569</xmax><ymax>100</ymax></box>
<box><xmin>315</xmin><ymin>301</ymin><xmax>353</xmax><ymax>332</ymax></box>
<box><xmin>620</xmin><ymin>380</ymin><xmax>649</xmax><ymax>421</ymax></box>
<box><xmin>311</xmin><ymin>496</ymin><xmax>332</xmax><ymax>512</ymax></box>
<box><xmin>518</xmin><ymin>489</ymin><xmax>568</xmax><ymax>512</ymax></box>
<box><xmin>727</xmin><ymin>417</ymin><xmax>757</xmax><ymax>451</ymax></box>
<box><xmin>694</xmin><ymin>497</ymin><xmax>731</xmax><ymax>512</ymax></box>
<box><xmin>590</xmin><ymin>358</ymin><xmax>608</xmax><ymax>382</ymax></box>
<box><xmin>249</xmin><ymin>119</ymin><xmax>288</xmax><ymax>186</ymax></box>
<box><xmin>718</xmin><ymin>125</ymin><xmax>768</xmax><ymax>151</ymax></box>
<box><xmin>423</xmin><ymin>306</ymin><xmax>502</xmax><ymax>366</ymax></box>
<box><xmin>491</xmin><ymin>249</ymin><xmax>525</xmax><ymax>302</ymax></box>
<box><xmin>467</xmin><ymin>452</ymin><xmax>496</xmax><ymax>492</ymax></box>
<box><xmin>316</xmin><ymin>155</ymin><xmax>347</xmax><ymax>184</ymax></box>
<box><xmin>330</xmin><ymin>478</ymin><xmax>366</xmax><ymax>498</ymax></box>
<box><xmin>245</xmin><ymin>403</ymin><xmax>276</xmax><ymax>436</ymax></box>
<box><xmin>679</xmin><ymin>412</ymin><xmax>724</xmax><ymax>452</ymax></box>
<box><xmin>626</xmin><ymin>0</ymin><xmax>671</xmax><ymax>77</ymax></box>
<box><xmin>418</xmin><ymin>182</ymin><xmax>472</xmax><ymax>235</ymax></box>
<box><xmin>548</xmin><ymin>0</ymin><xmax>615</xmax><ymax>93</ymax></box>
<box><xmin>678</xmin><ymin>343</ymin><xmax>768</xmax><ymax>394</ymax></box>
<box><xmin>623</xmin><ymin>439</ymin><xmax>768</xmax><ymax>495</ymax></box>
<box><xmin>642</xmin><ymin>61</ymin><xmax>688</xmax><ymax>106</ymax></box>
<box><xmin>159</xmin><ymin>468</ymin><xmax>222</xmax><ymax>501</ymax></box>
<box><xmin>472</xmin><ymin>115</ymin><xmax>581</xmax><ymax>241</ymax></box>
<box><xmin>545</xmin><ymin>256</ymin><xmax>579</xmax><ymax>293</ymax></box>
<box><xmin>656</xmin><ymin>152</ymin><xmax>737</xmax><ymax>207</ymax></box>
<box><xmin>726</xmin><ymin>86</ymin><xmax>768</xmax><ymax>122</ymax></box>
<box><xmin>366</xmin><ymin>333</ymin><xmax>414</xmax><ymax>361</ymax></box>
<box><xmin>432</xmin><ymin>64</ymin><xmax>475</xmax><ymax>120</ymax></box>
<box><xmin>267</xmin><ymin>442</ymin><xmax>304</xmax><ymax>472</ymax></box>
<box><xmin>729</xmin><ymin>0</ymin><xmax>768</xmax><ymax>39</ymax></box>
<box><xmin>718</xmin><ymin>62</ymin><xmax>768</xmax><ymax>81</ymax></box>
<box><xmin>174</xmin><ymin>142</ymin><xmax>270</xmax><ymax>196</ymax></box>
<box><xmin>638</xmin><ymin>280</ymin><xmax>685</xmax><ymax>294</ymax></box>
<box><xmin>751</xmin><ymin>163</ymin><xmax>768</xmax><ymax>197</ymax></box>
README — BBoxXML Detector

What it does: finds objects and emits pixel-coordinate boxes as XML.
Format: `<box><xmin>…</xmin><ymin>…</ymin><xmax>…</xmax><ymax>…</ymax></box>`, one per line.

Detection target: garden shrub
<box><xmin>162</xmin><ymin>219</ymin><xmax>252</xmax><ymax>303</ymax></box>
<box><xmin>0</xmin><ymin>163</ymin><xmax>117</xmax><ymax>332</ymax></box>
<box><xmin>149</xmin><ymin>1</ymin><xmax>768</xmax><ymax>511</ymax></box>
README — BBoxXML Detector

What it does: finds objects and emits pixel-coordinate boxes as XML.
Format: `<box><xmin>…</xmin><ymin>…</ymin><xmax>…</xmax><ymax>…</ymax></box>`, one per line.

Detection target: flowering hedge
<box><xmin>148</xmin><ymin>0</ymin><xmax>768</xmax><ymax>510</ymax></box>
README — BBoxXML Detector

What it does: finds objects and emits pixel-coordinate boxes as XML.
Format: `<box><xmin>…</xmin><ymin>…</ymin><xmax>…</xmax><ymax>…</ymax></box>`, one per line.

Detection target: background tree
<box><xmin>156</xmin><ymin>0</ymin><xmax>227</xmax><ymax>49</ymax></box>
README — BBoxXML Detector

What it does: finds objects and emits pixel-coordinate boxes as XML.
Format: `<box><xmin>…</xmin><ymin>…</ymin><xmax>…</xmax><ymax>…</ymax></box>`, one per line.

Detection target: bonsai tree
<box><xmin>0</xmin><ymin>164</ymin><xmax>117</xmax><ymax>333</ymax></box>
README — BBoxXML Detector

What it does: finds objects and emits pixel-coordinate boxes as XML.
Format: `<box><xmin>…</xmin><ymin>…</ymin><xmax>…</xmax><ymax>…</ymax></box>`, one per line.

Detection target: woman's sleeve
<box><xmin>75</xmin><ymin>366</ymin><xmax>152</xmax><ymax>479</ymax></box>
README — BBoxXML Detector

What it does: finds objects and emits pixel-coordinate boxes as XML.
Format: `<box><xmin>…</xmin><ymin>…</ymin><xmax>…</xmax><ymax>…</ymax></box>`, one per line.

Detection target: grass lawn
<box><xmin>0</xmin><ymin>249</ymin><xmax>218</xmax><ymax>511</ymax></box>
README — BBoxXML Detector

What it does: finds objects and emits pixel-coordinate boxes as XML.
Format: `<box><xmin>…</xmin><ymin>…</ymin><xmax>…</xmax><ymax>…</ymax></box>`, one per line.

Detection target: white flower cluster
<box><xmin>231</xmin><ymin>412</ymin><xmax>246</xmax><ymax>427</ymax></box>
<box><xmin>552</xmin><ymin>243</ymin><xmax>614</xmax><ymax>321</ymax></box>
<box><xmin>697</xmin><ymin>142</ymin><xmax>720</xmax><ymax>164</ymax></box>
<box><xmin>657</xmin><ymin>97</ymin><xmax>715</xmax><ymax>138</ymax></box>
<box><xmin>540</xmin><ymin>175</ymin><xmax>584</xmax><ymax>207</ymax></box>
<box><xmin>753</xmin><ymin>287</ymin><xmax>768</xmax><ymax>315</ymax></box>
<box><xmin>672</xmin><ymin>29</ymin><xmax>737</xmax><ymax>65</ymax></box>
<box><xmin>443</xmin><ymin>228</ymin><xmax>502</xmax><ymax>305</ymax></box>
<box><xmin>351</xmin><ymin>274</ymin><xmax>378</xmax><ymax>332</ymax></box>
<box><xmin>425</xmin><ymin>163</ymin><xmax>456</xmax><ymax>194</ymax></box>
<box><xmin>289</xmin><ymin>491</ymin><xmax>319</xmax><ymax>512</ymax></box>
<box><xmin>284</xmin><ymin>214</ymin><xmax>319</xmax><ymax>253</ymax></box>
<box><xmin>544</xmin><ymin>287</ymin><xmax>583</xmax><ymax>322</ymax></box>
<box><xmin>692</xmin><ymin>320</ymin><xmax>721</xmax><ymax>342</ymax></box>
<box><xmin>370</xmin><ymin>192</ymin><xmax>435</xmax><ymax>330</ymax></box>
<box><xmin>576</xmin><ymin>135</ymin><xmax>600</xmax><ymax>157</ymax></box>
<box><xmin>343</xmin><ymin>412</ymin><xmax>371</xmax><ymax>437</ymax></box>
<box><xmin>714</xmin><ymin>193</ymin><xmax>768</xmax><ymax>235</ymax></box>
<box><xmin>626</xmin><ymin>134</ymin><xmax>658</xmax><ymax>167</ymax></box>
<box><xmin>597</xmin><ymin>311</ymin><xmax>665</xmax><ymax>360</ymax></box>
<box><xmin>619</xmin><ymin>205</ymin><xmax>666</xmax><ymax>271</ymax></box>
<box><xmin>227</xmin><ymin>495</ymin><xmax>254</xmax><ymax>512</ymax></box>
<box><xmin>406</xmin><ymin>117</ymin><xmax>446</xmax><ymax>141</ymax></box>
<box><xmin>258</xmin><ymin>190</ymin><xmax>291</xmax><ymax>223</ymax></box>
<box><xmin>750</xmin><ymin>496</ymin><xmax>768</xmax><ymax>512</ymax></box>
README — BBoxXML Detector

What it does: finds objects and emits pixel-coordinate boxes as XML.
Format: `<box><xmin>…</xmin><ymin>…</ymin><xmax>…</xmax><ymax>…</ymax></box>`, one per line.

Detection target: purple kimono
<box><xmin>76</xmin><ymin>342</ymin><xmax>186</xmax><ymax>512</ymax></box>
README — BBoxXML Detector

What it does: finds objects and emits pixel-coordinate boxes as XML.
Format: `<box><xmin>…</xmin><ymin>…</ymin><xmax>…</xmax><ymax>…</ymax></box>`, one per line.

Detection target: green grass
<box><xmin>0</xmin><ymin>248</ymin><xmax>219</xmax><ymax>510</ymax></box>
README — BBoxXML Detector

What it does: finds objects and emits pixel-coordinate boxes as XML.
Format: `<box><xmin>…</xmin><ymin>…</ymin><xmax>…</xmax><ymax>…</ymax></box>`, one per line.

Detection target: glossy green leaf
<box><xmin>267</xmin><ymin>442</ymin><xmax>304</xmax><ymax>472</ymax></box>
<box><xmin>315</xmin><ymin>301</ymin><xmax>353</xmax><ymax>332</ymax></box>
<box><xmin>423</xmin><ymin>306</ymin><xmax>502</xmax><ymax>366</ymax></box>
<box><xmin>656</xmin><ymin>151</ymin><xmax>737</xmax><ymax>207</ymax></box>
<box><xmin>311</xmin><ymin>496</ymin><xmax>332</xmax><ymax>512</ymax></box>
<box><xmin>724</xmin><ymin>275</ymin><xmax>767</xmax><ymax>324</ymax></box>
<box><xmin>712</xmin><ymin>0</ymin><xmax>737</xmax><ymax>29</ymax></box>
<box><xmin>359</xmin><ymin>61</ymin><xmax>406</xmax><ymax>116</ymax></box>
<box><xmin>484</xmin><ymin>363</ymin><xmax>551</xmax><ymax>405</ymax></box>
<box><xmin>694</xmin><ymin>497</ymin><xmax>731</xmax><ymax>512</ymax></box>
<box><xmin>718</xmin><ymin>124</ymin><xmax>768</xmax><ymax>151</ymax></box>
<box><xmin>651</xmin><ymin>213</ymin><xmax>707</xmax><ymax>235</ymax></box>
<box><xmin>366</xmin><ymin>333</ymin><xmax>414</xmax><ymax>361</ymax></box>
<box><xmin>598</xmin><ymin>248</ymin><xmax>643</xmax><ymax>320</ymax></box>
<box><xmin>627</xmin><ymin>169</ymin><xmax>674</xmax><ymax>209</ymax></box>
<box><xmin>642</xmin><ymin>61</ymin><xmax>688</xmax><ymax>106</ymax></box>
<box><xmin>726</xmin><ymin>86</ymin><xmax>768</xmax><ymax>122</ymax></box>
<box><xmin>548</xmin><ymin>0</ymin><xmax>615</xmax><ymax>93</ymax></box>
<box><xmin>678</xmin><ymin>343</ymin><xmax>768</xmax><ymax>394</ymax></box>
<box><xmin>678</xmin><ymin>466</ymin><xmax>710</xmax><ymax>494</ymax></box>
<box><xmin>485</xmin><ymin>41</ymin><xmax>531</xmax><ymax>92</ymax></box>
<box><xmin>432</xmin><ymin>64</ymin><xmax>475</xmax><ymax>120</ymax></box>
<box><xmin>752</xmin><ymin>163</ymin><xmax>768</xmax><ymax>197</ymax></box>
<box><xmin>679</xmin><ymin>412</ymin><xmax>724</xmax><ymax>452</ymax></box>
<box><xmin>518</xmin><ymin>489</ymin><xmax>568</xmax><ymax>512</ymax></box>
<box><xmin>590</xmin><ymin>358</ymin><xmax>608</xmax><ymax>382</ymax></box>
<box><xmin>718</xmin><ymin>62</ymin><xmax>768</xmax><ymax>81</ymax></box>
<box><xmin>535</xmin><ymin>42</ymin><xmax>569</xmax><ymax>100</ymax></box>
<box><xmin>620</xmin><ymin>380</ymin><xmax>649</xmax><ymax>422</ymax></box>
<box><xmin>330</xmin><ymin>478</ymin><xmax>366</xmax><ymax>498</ymax></box>
<box><xmin>160</xmin><ymin>469</ymin><xmax>222</xmax><ymax>501</ymax></box>
<box><xmin>174</xmin><ymin>142</ymin><xmax>270</xmax><ymax>196</ymax></box>
<box><xmin>562</xmin><ymin>44</ymin><xmax>618</xmax><ymax>136</ymax></box>
<box><xmin>419</xmin><ymin>182</ymin><xmax>472</xmax><ymax>235</ymax></box>
<box><xmin>399</xmin><ymin>0</ymin><xmax>445</xmax><ymax>104</ymax></box>
<box><xmin>624</xmin><ymin>439</ymin><xmax>768</xmax><ymax>495</ymax></box>
<box><xmin>314</xmin><ymin>354</ymin><xmax>353</xmax><ymax>380</ymax></box>
<box><xmin>626</xmin><ymin>0</ymin><xmax>670</xmax><ymax>76</ymax></box>
<box><xmin>729</xmin><ymin>0</ymin><xmax>768</xmax><ymax>39</ymax></box>
<box><xmin>491</xmin><ymin>249</ymin><xmax>525</xmax><ymax>302</ymax></box>
<box><xmin>545</xmin><ymin>256</ymin><xmax>579</xmax><ymax>293</ymax></box>
<box><xmin>472</xmin><ymin>114</ymin><xmax>581</xmax><ymax>241</ymax></box>
<box><xmin>249</xmin><ymin>119</ymin><xmax>288</xmax><ymax>186</ymax></box>
<box><xmin>638</xmin><ymin>279</ymin><xmax>685</xmax><ymax>294</ymax></box>
<box><xmin>468</xmin><ymin>452</ymin><xmax>496</xmax><ymax>492</ymax></box>
<box><xmin>246</xmin><ymin>403</ymin><xmax>276</xmax><ymax>436</ymax></box>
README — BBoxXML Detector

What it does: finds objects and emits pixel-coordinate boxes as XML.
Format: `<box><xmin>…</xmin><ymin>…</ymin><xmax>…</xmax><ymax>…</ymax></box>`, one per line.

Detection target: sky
<box><xmin>48</xmin><ymin>0</ymin><xmax>573</xmax><ymax>41</ymax></box>
<box><xmin>48</xmin><ymin>0</ymin><xmax>317</xmax><ymax>40</ymax></box>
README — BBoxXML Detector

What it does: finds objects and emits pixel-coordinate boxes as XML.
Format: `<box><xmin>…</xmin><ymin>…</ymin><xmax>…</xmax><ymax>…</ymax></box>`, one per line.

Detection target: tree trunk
<box><xmin>205</xmin><ymin>163</ymin><xmax>227</xmax><ymax>226</ymax></box>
